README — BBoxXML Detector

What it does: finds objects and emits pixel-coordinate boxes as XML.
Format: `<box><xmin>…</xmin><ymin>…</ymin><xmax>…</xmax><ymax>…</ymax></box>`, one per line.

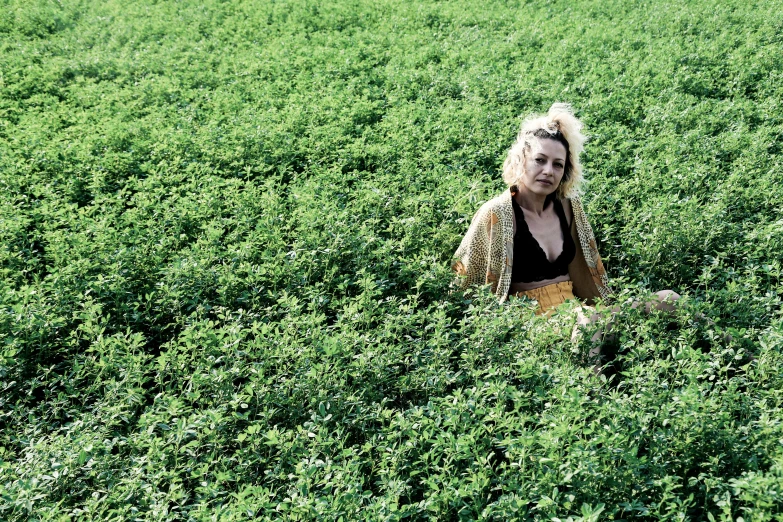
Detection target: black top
<box><xmin>510</xmin><ymin>197</ymin><xmax>576</xmax><ymax>283</ymax></box>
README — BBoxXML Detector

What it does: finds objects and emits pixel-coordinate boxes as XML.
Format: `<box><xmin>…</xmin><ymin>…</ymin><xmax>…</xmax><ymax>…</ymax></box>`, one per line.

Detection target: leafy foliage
<box><xmin>1</xmin><ymin>0</ymin><xmax>782</xmax><ymax>519</ymax></box>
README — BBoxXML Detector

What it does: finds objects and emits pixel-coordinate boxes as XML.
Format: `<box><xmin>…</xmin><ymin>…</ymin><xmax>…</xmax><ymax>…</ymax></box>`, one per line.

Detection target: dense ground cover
<box><xmin>1</xmin><ymin>0</ymin><xmax>783</xmax><ymax>519</ymax></box>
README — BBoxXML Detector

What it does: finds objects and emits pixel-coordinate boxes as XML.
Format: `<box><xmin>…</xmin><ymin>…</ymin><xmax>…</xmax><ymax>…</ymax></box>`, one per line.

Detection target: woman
<box><xmin>452</xmin><ymin>104</ymin><xmax>678</xmax><ymax>317</ymax></box>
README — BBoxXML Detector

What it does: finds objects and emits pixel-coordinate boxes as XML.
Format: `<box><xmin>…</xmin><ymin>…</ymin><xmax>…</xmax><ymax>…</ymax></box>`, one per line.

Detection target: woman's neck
<box><xmin>513</xmin><ymin>187</ymin><xmax>550</xmax><ymax>217</ymax></box>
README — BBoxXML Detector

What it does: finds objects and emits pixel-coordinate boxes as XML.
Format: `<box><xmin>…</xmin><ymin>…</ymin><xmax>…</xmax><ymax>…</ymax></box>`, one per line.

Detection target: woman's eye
<box><xmin>555</xmin><ymin>163</ymin><xmax>564</xmax><ymax>169</ymax></box>
<box><xmin>535</xmin><ymin>158</ymin><xmax>545</xmax><ymax>164</ymax></box>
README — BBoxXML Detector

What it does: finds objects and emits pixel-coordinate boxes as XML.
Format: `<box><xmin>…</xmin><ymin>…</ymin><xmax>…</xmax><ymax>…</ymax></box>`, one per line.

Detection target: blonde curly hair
<box><xmin>502</xmin><ymin>103</ymin><xmax>586</xmax><ymax>199</ymax></box>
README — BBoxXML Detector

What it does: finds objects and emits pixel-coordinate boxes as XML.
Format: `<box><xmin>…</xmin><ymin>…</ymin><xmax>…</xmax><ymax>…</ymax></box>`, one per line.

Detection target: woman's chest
<box><xmin>520</xmin><ymin>210</ymin><xmax>564</xmax><ymax>262</ymax></box>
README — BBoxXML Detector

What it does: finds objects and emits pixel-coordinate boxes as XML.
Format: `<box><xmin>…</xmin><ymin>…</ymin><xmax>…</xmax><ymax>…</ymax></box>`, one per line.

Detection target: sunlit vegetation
<box><xmin>1</xmin><ymin>0</ymin><xmax>782</xmax><ymax>519</ymax></box>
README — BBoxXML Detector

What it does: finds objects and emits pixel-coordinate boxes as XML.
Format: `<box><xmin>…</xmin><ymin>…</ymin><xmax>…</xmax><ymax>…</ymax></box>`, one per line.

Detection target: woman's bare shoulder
<box><xmin>561</xmin><ymin>197</ymin><xmax>573</xmax><ymax>227</ymax></box>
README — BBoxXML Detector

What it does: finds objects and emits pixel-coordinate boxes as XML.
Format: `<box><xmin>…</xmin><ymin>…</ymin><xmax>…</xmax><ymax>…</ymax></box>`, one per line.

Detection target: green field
<box><xmin>2</xmin><ymin>0</ymin><xmax>783</xmax><ymax>519</ymax></box>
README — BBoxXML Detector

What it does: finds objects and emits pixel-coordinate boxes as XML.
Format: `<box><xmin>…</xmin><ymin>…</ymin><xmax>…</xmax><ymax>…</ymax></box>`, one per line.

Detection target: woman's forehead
<box><xmin>530</xmin><ymin>137</ymin><xmax>567</xmax><ymax>159</ymax></box>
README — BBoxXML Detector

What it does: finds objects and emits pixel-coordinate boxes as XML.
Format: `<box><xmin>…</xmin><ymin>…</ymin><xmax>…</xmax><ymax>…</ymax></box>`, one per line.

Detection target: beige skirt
<box><xmin>512</xmin><ymin>281</ymin><xmax>576</xmax><ymax>315</ymax></box>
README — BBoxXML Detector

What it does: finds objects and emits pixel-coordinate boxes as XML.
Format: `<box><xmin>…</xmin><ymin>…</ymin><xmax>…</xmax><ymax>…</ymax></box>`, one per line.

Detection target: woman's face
<box><xmin>518</xmin><ymin>137</ymin><xmax>567</xmax><ymax>197</ymax></box>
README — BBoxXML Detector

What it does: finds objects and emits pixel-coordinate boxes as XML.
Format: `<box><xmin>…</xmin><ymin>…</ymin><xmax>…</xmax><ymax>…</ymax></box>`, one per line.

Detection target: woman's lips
<box><xmin>537</xmin><ymin>179</ymin><xmax>553</xmax><ymax>185</ymax></box>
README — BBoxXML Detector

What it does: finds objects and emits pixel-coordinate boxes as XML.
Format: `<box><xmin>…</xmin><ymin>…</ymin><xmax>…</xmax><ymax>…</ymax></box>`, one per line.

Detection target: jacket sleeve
<box><xmin>485</xmin><ymin>211</ymin><xmax>506</xmax><ymax>293</ymax></box>
<box><xmin>452</xmin><ymin>202</ymin><xmax>497</xmax><ymax>291</ymax></box>
<box><xmin>567</xmin><ymin>196</ymin><xmax>612</xmax><ymax>303</ymax></box>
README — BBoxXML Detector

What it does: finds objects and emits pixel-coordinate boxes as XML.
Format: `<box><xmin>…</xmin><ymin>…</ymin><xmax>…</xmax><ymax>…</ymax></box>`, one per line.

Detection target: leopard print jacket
<box><xmin>452</xmin><ymin>190</ymin><xmax>611</xmax><ymax>303</ymax></box>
